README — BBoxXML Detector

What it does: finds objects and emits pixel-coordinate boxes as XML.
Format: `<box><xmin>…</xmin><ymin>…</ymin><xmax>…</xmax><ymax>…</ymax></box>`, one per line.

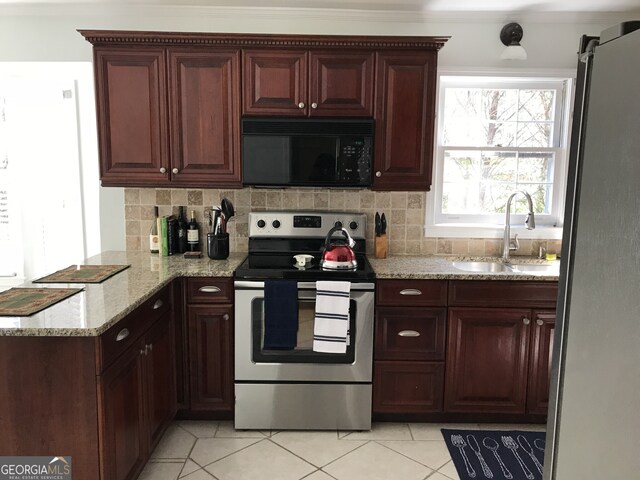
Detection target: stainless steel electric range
<box><xmin>234</xmin><ymin>211</ymin><xmax>375</xmax><ymax>430</ymax></box>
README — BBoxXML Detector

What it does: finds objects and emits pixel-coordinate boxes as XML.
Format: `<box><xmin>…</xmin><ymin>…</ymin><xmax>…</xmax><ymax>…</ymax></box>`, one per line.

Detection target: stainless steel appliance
<box><xmin>241</xmin><ymin>118</ymin><xmax>373</xmax><ymax>187</ymax></box>
<box><xmin>546</xmin><ymin>22</ymin><xmax>640</xmax><ymax>479</ymax></box>
<box><xmin>234</xmin><ymin>211</ymin><xmax>375</xmax><ymax>430</ymax></box>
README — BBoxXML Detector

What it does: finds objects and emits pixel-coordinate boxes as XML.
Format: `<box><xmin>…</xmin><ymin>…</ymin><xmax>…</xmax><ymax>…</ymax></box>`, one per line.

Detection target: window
<box><xmin>427</xmin><ymin>75</ymin><xmax>572</xmax><ymax>237</ymax></box>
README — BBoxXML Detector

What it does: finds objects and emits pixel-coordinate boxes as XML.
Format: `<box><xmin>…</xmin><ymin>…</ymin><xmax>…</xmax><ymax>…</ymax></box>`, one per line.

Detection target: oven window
<box><xmin>251</xmin><ymin>297</ymin><xmax>356</xmax><ymax>364</ymax></box>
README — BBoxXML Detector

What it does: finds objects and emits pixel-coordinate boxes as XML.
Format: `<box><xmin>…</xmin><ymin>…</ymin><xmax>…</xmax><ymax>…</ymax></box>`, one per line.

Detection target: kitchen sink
<box><xmin>509</xmin><ymin>263</ymin><xmax>560</xmax><ymax>274</ymax></box>
<box><xmin>451</xmin><ymin>261</ymin><xmax>510</xmax><ymax>273</ymax></box>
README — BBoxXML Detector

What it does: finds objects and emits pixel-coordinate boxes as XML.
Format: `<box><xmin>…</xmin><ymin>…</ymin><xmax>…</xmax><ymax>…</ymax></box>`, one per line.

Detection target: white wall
<box><xmin>0</xmin><ymin>6</ymin><xmax>634</xmax><ymax>251</ymax></box>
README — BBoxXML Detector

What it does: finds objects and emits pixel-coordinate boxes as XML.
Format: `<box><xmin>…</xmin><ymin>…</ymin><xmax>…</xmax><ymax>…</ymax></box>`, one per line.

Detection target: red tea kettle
<box><xmin>320</xmin><ymin>225</ymin><xmax>358</xmax><ymax>270</ymax></box>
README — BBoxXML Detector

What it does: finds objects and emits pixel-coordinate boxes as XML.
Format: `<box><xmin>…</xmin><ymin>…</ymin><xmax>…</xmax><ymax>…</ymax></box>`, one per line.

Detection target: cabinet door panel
<box><xmin>94</xmin><ymin>48</ymin><xmax>169</xmax><ymax>186</ymax></box>
<box><xmin>373</xmin><ymin>51</ymin><xmax>437</xmax><ymax>190</ymax></box>
<box><xmin>169</xmin><ymin>49</ymin><xmax>241</xmax><ymax>187</ymax></box>
<box><xmin>445</xmin><ymin>308</ymin><xmax>531</xmax><ymax>413</ymax></box>
<box><xmin>188</xmin><ymin>305</ymin><xmax>234</xmax><ymax>412</ymax></box>
<box><xmin>145</xmin><ymin>312</ymin><xmax>177</xmax><ymax>450</ymax></box>
<box><xmin>375</xmin><ymin>307</ymin><xmax>446</xmax><ymax>361</ymax></box>
<box><xmin>99</xmin><ymin>344</ymin><xmax>146</xmax><ymax>480</ymax></box>
<box><xmin>309</xmin><ymin>51</ymin><xmax>374</xmax><ymax>117</ymax></box>
<box><xmin>373</xmin><ymin>361</ymin><xmax>444</xmax><ymax>414</ymax></box>
<box><xmin>527</xmin><ymin>310</ymin><xmax>556</xmax><ymax>414</ymax></box>
<box><xmin>243</xmin><ymin>50</ymin><xmax>308</xmax><ymax>115</ymax></box>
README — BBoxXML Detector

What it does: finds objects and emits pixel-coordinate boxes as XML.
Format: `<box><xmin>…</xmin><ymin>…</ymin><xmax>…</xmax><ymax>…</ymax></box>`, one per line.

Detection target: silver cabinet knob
<box><xmin>172</xmin><ymin>167</ymin><xmax>179</xmax><ymax>174</ymax></box>
<box><xmin>398</xmin><ymin>330</ymin><xmax>420</xmax><ymax>337</ymax></box>
<box><xmin>375</xmin><ymin>171</ymin><xmax>382</xmax><ymax>177</ymax></box>
<box><xmin>222</xmin><ymin>313</ymin><xmax>230</xmax><ymax>321</ymax></box>
<box><xmin>523</xmin><ymin>317</ymin><xmax>531</xmax><ymax>325</ymax></box>
<box><xmin>160</xmin><ymin>167</ymin><xmax>167</xmax><ymax>174</ymax></box>
<box><xmin>536</xmin><ymin>318</ymin><xmax>544</xmax><ymax>326</ymax></box>
<box><xmin>311</xmin><ymin>102</ymin><xmax>318</xmax><ymax>109</ymax></box>
<box><xmin>153</xmin><ymin>299</ymin><xmax>164</xmax><ymax>310</ymax></box>
<box><xmin>140</xmin><ymin>348</ymin><xmax>146</xmax><ymax>356</ymax></box>
<box><xmin>199</xmin><ymin>286</ymin><xmax>221</xmax><ymax>293</ymax></box>
<box><xmin>298</xmin><ymin>102</ymin><xmax>305</xmax><ymax>109</ymax></box>
<box><xmin>115</xmin><ymin>328</ymin><xmax>130</xmax><ymax>342</ymax></box>
<box><xmin>400</xmin><ymin>289</ymin><xmax>422</xmax><ymax>296</ymax></box>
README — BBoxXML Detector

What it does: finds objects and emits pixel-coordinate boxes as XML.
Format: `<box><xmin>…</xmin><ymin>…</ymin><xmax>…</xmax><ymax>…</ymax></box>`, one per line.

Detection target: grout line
<box><xmin>320</xmin><ymin>440</ymin><xmax>371</xmax><ymax>470</ymax></box>
<box><xmin>373</xmin><ymin>440</ymin><xmax>441</xmax><ymax>471</ymax></box>
<box><xmin>198</xmin><ymin>437</ymin><xmax>265</xmax><ymax>470</ymax></box>
<box><xmin>265</xmin><ymin>438</ymin><xmax>319</xmax><ymax>469</ymax></box>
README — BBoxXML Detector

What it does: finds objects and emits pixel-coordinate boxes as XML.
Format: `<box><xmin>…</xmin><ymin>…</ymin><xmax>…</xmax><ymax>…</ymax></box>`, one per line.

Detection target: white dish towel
<box><xmin>313</xmin><ymin>280</ymin><xmax>351</xmax><ymax>354</ymax></box>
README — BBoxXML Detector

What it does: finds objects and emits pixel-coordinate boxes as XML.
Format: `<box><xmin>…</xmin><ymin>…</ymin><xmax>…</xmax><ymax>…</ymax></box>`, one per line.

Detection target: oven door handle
<box><xmin>234</xmin><ymin>281</ymin><xmax>375</xmax><ymax>291</ymax></box>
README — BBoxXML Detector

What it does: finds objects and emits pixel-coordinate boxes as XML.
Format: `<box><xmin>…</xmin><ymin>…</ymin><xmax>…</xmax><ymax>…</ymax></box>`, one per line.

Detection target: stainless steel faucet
<box><xmin>502</xmin><ymin>191</ymin><xmax>536</xmax><ymax>262</ymax></box>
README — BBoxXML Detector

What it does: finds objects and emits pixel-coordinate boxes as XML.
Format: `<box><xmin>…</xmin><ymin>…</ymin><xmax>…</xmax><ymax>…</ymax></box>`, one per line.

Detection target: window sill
<box><xmin>424</xmin><ymin>223</ymin><xmax>563</xmax><ymax>240</ymax></box>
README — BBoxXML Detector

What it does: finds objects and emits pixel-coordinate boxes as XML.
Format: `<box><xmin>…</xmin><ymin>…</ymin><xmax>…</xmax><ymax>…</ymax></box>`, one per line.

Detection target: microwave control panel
<box><xmin>339</xmin><ymin>138</ymin><xmax>372</xmax><ymax>183</ymax></box>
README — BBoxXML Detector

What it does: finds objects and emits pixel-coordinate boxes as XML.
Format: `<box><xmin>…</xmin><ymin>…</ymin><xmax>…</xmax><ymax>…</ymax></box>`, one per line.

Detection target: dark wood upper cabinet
<box><xmin>309</xmin><ymin>51</ymin><xmax>374</xmax><ymax>117</ymax></box>
<box><xmin>94</xmin><ymin>48</ymin><xmax>169</xmax><ymax>187</ymax></box>
<box><xmin>242</xmin><ymin>50</ymin><xmax>308</xmax><ymax>116</ymax></box>
<box><xmin>445</xmin><ymin>308</ymin><xmax>532</xmax><ymax>414</ymax></box>
<box><xmin>527</xmin><ymin>310</ymin><xmax>556</xmax><ymax>415</ymax></box>
<box><xmin>81</xmin><ymin>31</ymin><xmax>448</xmax><ymax>189</ymax></box>
<box><xmin>373</xmin><ymin>51</ymin><xmax>438</xmax><ymax>191</ymax></box>
<box><xmin>168</xmin><ymin>49</ymin><xmax>241</xmax><ymax>187</ymax></box>
<box><xmin>243</xmin><ymin>50</ymin><xmax>374</xmax><ymax>117</ymax></box>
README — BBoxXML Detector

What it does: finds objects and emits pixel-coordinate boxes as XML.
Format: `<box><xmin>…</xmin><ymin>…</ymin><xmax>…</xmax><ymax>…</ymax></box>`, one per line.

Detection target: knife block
<box><xmin>374</xmin><ymin>235</ymin><xmax>388</xmax><ymax>259</ymax></box>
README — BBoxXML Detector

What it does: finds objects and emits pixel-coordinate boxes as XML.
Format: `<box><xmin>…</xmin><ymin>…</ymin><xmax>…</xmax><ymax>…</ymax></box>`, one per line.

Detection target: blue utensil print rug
<box><xmin>442</xmin><ymin>429</ymin><xmax>546</xmax><ymax>480</ymax></box>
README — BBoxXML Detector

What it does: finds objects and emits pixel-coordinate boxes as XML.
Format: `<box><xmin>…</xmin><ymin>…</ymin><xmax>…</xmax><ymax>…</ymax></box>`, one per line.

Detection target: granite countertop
<box><xmin>369</xmin><ymin>255</ymin><xmax>561</xmax><ymax>281</ymax></box>
<box><xmin>0</xmin><ymin>251</ymin><xmax>560</xmax><ymax>337</ymax></box>
<box><xmin>0</xmin><ymin>251</ymin><xmax>246</xmax><ymax>337</ymax></box>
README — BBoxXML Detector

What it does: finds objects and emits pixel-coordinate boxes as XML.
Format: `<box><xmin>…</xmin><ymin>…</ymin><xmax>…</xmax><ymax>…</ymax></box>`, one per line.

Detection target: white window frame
<box><xmin>425</xmin><ymin>69</ymin><xmax>575</xmax><ymax>239</ymax></box>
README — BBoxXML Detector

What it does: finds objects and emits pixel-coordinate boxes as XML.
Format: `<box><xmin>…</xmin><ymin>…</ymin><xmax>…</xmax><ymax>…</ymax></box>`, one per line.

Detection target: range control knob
<box><xmin>349</xmin><ymin>221</ymin><xmax>358</xmax><ymax>230</ymax></box>
<box><xmin>272</xmin><ymin>220</ymin><xmax>281</xmax><ymax>229</ymax></box>
<box><xmin>257</xmin><ymin>219</ymin><xmax>266</xmax><ymax>228</ymax></box>
<box><xmin>334</xmin><ymin>221</ymin><xmax>343</xmax><ymax>228</ymax></box>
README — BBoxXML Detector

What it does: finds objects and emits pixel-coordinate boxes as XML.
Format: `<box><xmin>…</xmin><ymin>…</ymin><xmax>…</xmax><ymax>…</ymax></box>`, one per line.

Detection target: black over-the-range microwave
<box><xmin>241</xmin><ymin>118</ymin><xmax>373</xmax><ymax>188</ymax></box>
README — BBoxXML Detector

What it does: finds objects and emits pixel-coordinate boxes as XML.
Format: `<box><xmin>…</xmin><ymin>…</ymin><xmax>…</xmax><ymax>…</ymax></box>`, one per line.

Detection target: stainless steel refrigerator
<box><xmin>546</xmin><ymin>21</ymin><xmax>640</xmax><ymax>479</ymax></box>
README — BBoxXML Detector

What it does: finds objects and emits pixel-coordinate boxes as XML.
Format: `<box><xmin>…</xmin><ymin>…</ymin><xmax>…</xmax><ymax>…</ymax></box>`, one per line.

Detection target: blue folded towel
<box><xmin>264</xmin><ymin>280</ymin><xmax>298</xmax><ymax>350</ymax></box>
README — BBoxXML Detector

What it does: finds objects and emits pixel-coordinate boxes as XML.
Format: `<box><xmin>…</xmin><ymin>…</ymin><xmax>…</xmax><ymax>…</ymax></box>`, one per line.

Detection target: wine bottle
<box><xmin>187</xmin><ymin>210</ymin><xmax>200</xmax><ymax>252</ymax></box>
<box><xmin>177</xmin><ymin>206</ymin><xmax>188</xmax><ymax>253</ymax></box>
<box><xmin>149</xmin><ymin>206</ymin><xmax>159</xmax><ymax>253</ymax></box>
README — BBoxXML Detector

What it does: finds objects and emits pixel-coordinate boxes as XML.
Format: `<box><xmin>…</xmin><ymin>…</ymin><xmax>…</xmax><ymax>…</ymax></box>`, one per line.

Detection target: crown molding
<box><xmin>78</xmin><ymin>29</ymin><xmax>449</xmax><ymax>49</ymax></box>
<box><xmin>1</xmin><ymin>4</ymin><xmax>638</xmax><ymax>25</ymax></box>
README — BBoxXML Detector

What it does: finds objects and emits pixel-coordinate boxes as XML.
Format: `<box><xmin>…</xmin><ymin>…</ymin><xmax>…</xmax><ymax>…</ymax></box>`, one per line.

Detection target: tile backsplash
<box><xmin>123</xmin><ymin>187</ymin><xmax>562</xmax><ymax>256</ymax></box>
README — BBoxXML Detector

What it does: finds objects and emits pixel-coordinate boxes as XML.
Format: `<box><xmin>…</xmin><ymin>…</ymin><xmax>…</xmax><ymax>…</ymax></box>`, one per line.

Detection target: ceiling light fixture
<box><xmin>500</xmin><ymin>22</ymin><xmax>527</xmax><ymax>61</ymax></box>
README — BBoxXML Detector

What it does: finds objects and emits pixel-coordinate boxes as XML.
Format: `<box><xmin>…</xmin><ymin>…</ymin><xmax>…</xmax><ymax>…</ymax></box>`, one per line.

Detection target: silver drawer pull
<box><xmin>398</xmin><ymin>330</ymin><xmax>420</xmax><ymax>337</ymax></box>
<box><xmin>199</xmin><ymin>286</ymin><xmax>222</xmax><ymax>293</ymax></box>
<box><xmin>399</xmin><ymin>289</ymin><xmax>422</xmax><ymax>296</ymax></box>
<box><xmin>115</xmin><ymin>328</ymin><xmax>130</xmax><ymax>342</ymax></box>
<box><xmin>153</xmin><ymin>299</ymin><xmax>164</xmax><ymax>310</ymax></box>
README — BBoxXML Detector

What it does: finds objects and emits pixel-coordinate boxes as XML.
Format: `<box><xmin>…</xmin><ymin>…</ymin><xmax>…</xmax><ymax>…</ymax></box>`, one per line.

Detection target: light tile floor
<box><xmin>142</xmin><ymin>421</ymin><xmax>544</xmax><ymax>480</ymax></box>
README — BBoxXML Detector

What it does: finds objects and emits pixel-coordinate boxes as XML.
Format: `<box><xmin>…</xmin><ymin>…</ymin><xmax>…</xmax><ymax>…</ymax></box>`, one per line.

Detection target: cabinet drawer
<box><xmin>187</xmin><ymin>277</ymin><xmax>233</xmax><ymax>304</ymax></box>
<box><xmin>448</xmin><ymin>280</ymin><xmax>558</xmax><ymax>308</ymax></box>
<box><xmin>99</xmin><ymin>284</ymin><xmax>172</xmax><ymax>372</ymax></box>
<box><xmin>376</xmin><ymin>280</ymin><xmax>447</xmax><ymax>306</ymax></box>
<box><xmin>375</xmin><ymin>307</ymin><xmax>446</xmax><ymax>361</ymax></box>
<box><xmin>373</xmin><ymin>361</ymin><xmax>444</xmax><ymax>414</ymax></box>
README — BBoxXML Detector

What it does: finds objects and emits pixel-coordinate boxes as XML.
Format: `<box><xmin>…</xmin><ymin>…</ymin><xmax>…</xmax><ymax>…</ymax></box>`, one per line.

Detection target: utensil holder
<box><xmin>207</xmin><ymin>233</ymin><xmax>229</xmax><ymax>260</ymax></box>
<box><xmin>374</xmin><ymin>234</ymin><xmax>388</xmax><ymax>259</ymax></box>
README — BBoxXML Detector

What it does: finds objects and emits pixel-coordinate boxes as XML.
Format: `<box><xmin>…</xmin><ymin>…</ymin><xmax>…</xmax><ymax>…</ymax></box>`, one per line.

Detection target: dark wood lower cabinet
<box><xmin>99</xmin><ymin>311</ymin><xmax>176</xmax><ymax>480</ymax></box>
<box><xmin>445</xmin><ymin>308</ymin><xmax>531</xmax><ymax>414</ymax></box>
<box><xmin>527</xmin><ymin>310</ymin><xmax>556</xmax><ymax>415</ymax></box>
<box><xmin>99</xmin><ymin>342</ymin><xmax>147</xmax><ymax>480</ymax></box>
<box><xmin>188</xmin><ymin>304</ymin><xmax>234</xmax><ymax>414</ymax></box>
<box><xmin>373</xmin><ymin>361</ymin><xmax>444</xmax><ymax>414</ymax></box>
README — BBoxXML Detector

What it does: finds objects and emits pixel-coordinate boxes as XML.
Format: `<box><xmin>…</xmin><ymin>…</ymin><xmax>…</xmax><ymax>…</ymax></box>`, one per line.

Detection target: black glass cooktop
<box><xmin>234</xmin><ymin>253</ymin><xmax>375</xmax><ymax>281</ymax></box>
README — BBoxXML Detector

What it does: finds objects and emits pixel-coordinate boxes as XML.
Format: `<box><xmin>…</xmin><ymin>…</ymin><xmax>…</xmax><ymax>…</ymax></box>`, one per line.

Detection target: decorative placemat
<box><xmin>442</xmin><ymin>428</ymin><xmax>546</xmax><ymax>480</ymax></box>
<box><xmin>33</xmin><ymin>264</ymin><xmax>130</xmax><ymax>284</ymax></box>
<box><xmin>0</xmin><ymin>288</ymin><xmax>83</xmax><ymax>317</ymax></box>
